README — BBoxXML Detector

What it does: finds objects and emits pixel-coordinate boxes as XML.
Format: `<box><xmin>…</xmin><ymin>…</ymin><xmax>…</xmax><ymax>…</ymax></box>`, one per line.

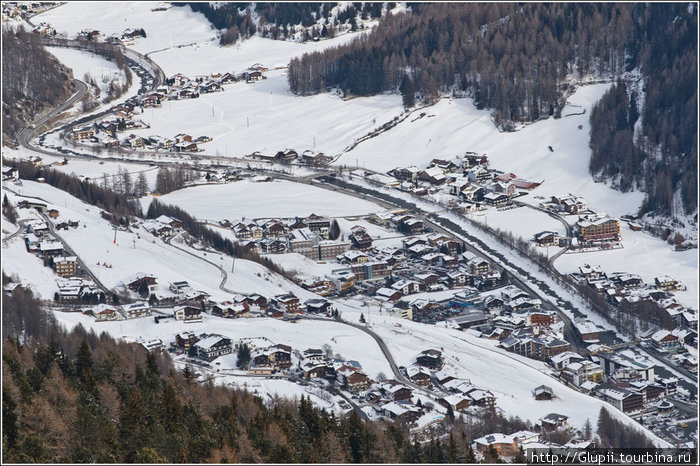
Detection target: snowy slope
<box><xmin>341</xmin><ymin>84</ymin><xmax>646</xmax><ymax>218</ymax></box>
<box><xmin>3</xmin><ymin>181</ymin><xmax>308</xmax><ymax>299</ymax></box>
<box><xmin>33</xmin><ymin>2</ymin><xmax>217</xmax><ymax>54</ymax></box>
<box><xmin>126</xmin><ymin>67</ymin><xmax>402</xmax><ymax>158</ymax></box>
<box><xmin>149</xmin><ymin>30</ymin><xmax>369</xmax><ymax>76</ymax></box>
<box><xmin>152</xmin><ymin>179</ymin><xmax>381</xmax><ymax>220</ymax></box>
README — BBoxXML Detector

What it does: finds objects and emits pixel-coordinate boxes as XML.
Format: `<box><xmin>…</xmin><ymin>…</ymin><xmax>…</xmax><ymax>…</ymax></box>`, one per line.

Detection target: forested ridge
<box><xmin>286</xmin><ymin>3</ymin><xmax>697</xmax><ymax>217</ymax></box>
<box><xmin>2</xmin><ymin>28</ymin><xmax>74</xmax><ymax>144</ymax></box>
<box><xmin>288</xmin><ymin>3</ymin><xmax>637</xmax><ymax>126</ymax></box>
<box><xmin>590</xmin><ymin>4</ymin><xmax>697</xmax><ymax>217</ymax></box>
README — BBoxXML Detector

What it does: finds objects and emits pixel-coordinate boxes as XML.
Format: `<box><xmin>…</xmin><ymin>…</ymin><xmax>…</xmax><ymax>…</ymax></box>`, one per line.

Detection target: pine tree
<box><xmin>513</xmin><ymin>445</ymin><xmax>527</xmax><ymax>463</ymax></box>
<box><xmin>136</xmin><ymin>171</ymin><xmax>149</xmax><ymax>196</ymax></box>
<box><xmin>464</xmin><ymin>444</ymin><xmax>477</xmax><ymax>463</ymax></box>
<box><xmin>75</xmin><ymin>340</ymin><xmax>93</xmax><ymax>379</ymax></box>
<box><xmin>329</xmin><ymin>219</ymin><xmax>340</xmax><ymax>240</ymax></box>
<box><xmin>446</xmin><ymin>434</ymin><xmax>458</xmax><ymax>463</ymax></box>
<box><xmin>236</xmin><ymin>344</ymin><xmax>251</xmax><ymax>369</ymax></box>
<box><xmin>484</xmin><ymin>444</ymin><xmax>503</xmax><ymax>463</ymax></box>
<box><xmin>399</xmin><ymin>74</ymin><xmax>415</xmax><ymax>108</ymax></box>
<box><xmin>583</xmin><ymin>417</ymin><xmax>592</xmax><ymax>440</ymax></box>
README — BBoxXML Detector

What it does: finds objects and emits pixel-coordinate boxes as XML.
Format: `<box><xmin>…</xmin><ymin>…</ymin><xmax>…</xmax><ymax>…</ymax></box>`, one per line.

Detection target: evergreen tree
<box><xmin>75</xmin><ymin>340</ymin><xmax>93</xmax><ymax>379</ymax></box>
<box><xmin>399</xmin><ymin>74</ymin><xmax>415</xmax><ymax>108</ymax></box>
<box><xmin>513</xmin><ymin>445</ymin><xmax>527</xmax><ymax>463</ymax></box>
<box><xmin>329</xmin><ymin>219</ymin><xmax>340</xmax><ymax>240</ymax></box>
<box><xmin>2</xmin><ymin>386</ymin><xmax>19</xmax><ymax>449</ymax></box>
<box><xmin>236</xmin><ymin>344</ymin><xmax>251</xmax><ymax>369</ymax></box>
<box><xmin>484</xmin><ymin>444</ymin><xmax>501</xmax><ymax>463</ymax></box>
<box><xmin>464</xmin><ymin>444</ymin><xmax>477</xmax><ymax>463</ymax></box>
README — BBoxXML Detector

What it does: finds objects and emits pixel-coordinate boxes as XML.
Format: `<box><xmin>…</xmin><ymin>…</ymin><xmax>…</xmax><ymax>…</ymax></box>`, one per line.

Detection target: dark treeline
<box><xmin>596</xmin><ymin>408</ymin><xmax>654</xmax><ymax>449</ymax></box>
<box><xmin>153</xmin><ymin>166</ymin><xmax>196</xmax><ymax>195</ymax></box>
<box><xmin>2</xmin><ymin>27</ymin><xmax>74</xmax><ymax>143</ymax></box>
<box><xmin>2</xmin><ymin>281</ymin><xmax>537</xmax><ymax>463</ymax></box>
<box><xmin>590</xmin><ymin>4</ymin><xmax>697</xmax><ymax>217</ymax></box>
<box><xmin>288</xmin><ymin>3</ymin><xmax>638</xmax><ymax>127</ymax></box>
<box><xmin>146</xmin><ymin>198</ymin><xmax>294</xmax><ymax>281</ymax></box>
<box><xmin>6</xmin><ymin>160</ymin><xmax>143</xmax><ymax>224</ymax></box>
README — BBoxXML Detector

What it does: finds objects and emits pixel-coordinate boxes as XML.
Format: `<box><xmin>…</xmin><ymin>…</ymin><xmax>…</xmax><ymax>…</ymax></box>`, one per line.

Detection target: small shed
<box><xmin>533</xmin><ymin>384</ymin><xmax>554</xmax><ymax>400</ymax></box>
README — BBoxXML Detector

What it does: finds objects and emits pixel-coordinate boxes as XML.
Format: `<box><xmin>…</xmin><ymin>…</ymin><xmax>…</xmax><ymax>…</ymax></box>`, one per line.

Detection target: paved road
<box><xmin>301</xmin><ymin>315</ymin><xmax>443</xmax><ymax>398</ymax></box>
<box><xmin>1</xmin><ymin>219</ymin><xmax>26</xmax><ymax>246</ymax></box>
<box><xmin>16</xmin><ymin>79</ymin><xmax>88</xmax><ymax>153</ymax></box>
<box><xmin>164</xmin><ymin>232</ymin><xmax>242</xmax><ymax>295</ymax></box>
<box><xmin>513</xmin><ymin>199</ymin><xmax>572</xmax><ymax>263</ymax></box>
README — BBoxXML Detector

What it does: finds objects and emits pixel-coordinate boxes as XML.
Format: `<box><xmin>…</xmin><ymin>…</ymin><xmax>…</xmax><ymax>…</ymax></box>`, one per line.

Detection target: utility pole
<box><xmin>231</xmin><ymin>256</ymin><xmax>235</xmax><ymax>273</ymax></box>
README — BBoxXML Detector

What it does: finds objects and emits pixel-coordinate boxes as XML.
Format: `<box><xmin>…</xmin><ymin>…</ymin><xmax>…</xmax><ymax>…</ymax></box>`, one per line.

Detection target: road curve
<box><xmin>16</xmin><ymin>79</ymin><xmax>88</xmax><ymax>153</ymax></box>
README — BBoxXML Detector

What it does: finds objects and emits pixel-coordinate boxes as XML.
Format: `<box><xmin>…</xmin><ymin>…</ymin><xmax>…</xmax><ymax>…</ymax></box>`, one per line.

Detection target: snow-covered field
<box><xmin>121</xmin><ymin>66</ymin><xmax>401</xmax><ymax>158</ymax></box>
<box><xmin>152</xmin><ymin>179</ymin><xmax>381</xmax><ymax>220</ymax></box>
<box><xmin>33</xmin><ymin>2</ymin><xmax>218</xmax><ymax>55</ymax></box>
<box><xmin>467</xmin><ymin>204</ymin><xmax>568</xmax><ymax>244</ymax></box>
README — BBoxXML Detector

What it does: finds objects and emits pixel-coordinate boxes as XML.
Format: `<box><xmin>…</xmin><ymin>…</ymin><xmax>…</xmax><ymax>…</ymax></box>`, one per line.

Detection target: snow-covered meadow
<box><xmin>33</xmin><ymin>2</ymin><xmax>218</xmax><ymax>55</ymax></box>
<box><xmin>153</xmin><ymin>179</ymin><xmax>381</xmax><ymax>220</ymax></box>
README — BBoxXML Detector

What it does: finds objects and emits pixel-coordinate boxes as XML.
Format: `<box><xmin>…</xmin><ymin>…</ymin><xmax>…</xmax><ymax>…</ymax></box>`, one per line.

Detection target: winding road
<box><xmin>15</xmin><ymin>79</ymin><xmax>88</xmax><ymax>154</ymax></box>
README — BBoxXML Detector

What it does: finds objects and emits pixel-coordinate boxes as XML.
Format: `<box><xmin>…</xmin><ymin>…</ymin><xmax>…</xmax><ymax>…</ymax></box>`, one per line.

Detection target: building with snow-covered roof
<box><xmin>93</xmin><ymin>303</ymin><xmax>122</xmax><ymax>322</ymax></box>
<box><xmin>649</xmin><ymin>330</ymin><xmax>681</xmax><ymax>352</ymax></box>
<box><xmin>53</xmin><ymin>256</ymin><xmax>77</xmax><ymax>277</ymax></box>
<box><xmin>416</xmin><ymin>349</ymin><xmax>444</xmax><ymax>370</ymax></box>
<box><xmin>576</xmin><ymin>214</ymin><xmax>620</xmax><ymax>242</ymax></box>
<box><xmin>473</xmin><ymin>433</ymin><xmax>519</xmax><ymax>457</ymax></box>
<box><xmin>194</xmin><ymin>335</ymin><xmax>232</xmax><ymax>361</ymax></box>
<box><xmin>174</xmin><ymin>305</ymin><xmax>202</xmax><ymax>322</ymax></box>
<box><xmin>119</xmin><ymin>301</ymin><xmax>151</xmax><ymax>319</ymax></box>
<box><xmin>539</xmin><ymin>413</ymin><xmax>569</xmax><ymax>430</ymax></box>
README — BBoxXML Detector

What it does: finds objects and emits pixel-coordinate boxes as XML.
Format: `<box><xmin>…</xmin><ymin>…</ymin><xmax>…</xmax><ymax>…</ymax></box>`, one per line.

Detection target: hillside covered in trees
<box><xmin>286</xmin><ymin>3</ymin><xmax>697</xmax><ymax>217</ymax></box>
<box><xmin>589</xmin><ymin>4</ymin><xmax>697</xmax><ymax>217</ymax></box>
<box><xmin>1</xmin><ymin>27</ymin><xmax>74</xmax><ymax>145</ymax></box>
